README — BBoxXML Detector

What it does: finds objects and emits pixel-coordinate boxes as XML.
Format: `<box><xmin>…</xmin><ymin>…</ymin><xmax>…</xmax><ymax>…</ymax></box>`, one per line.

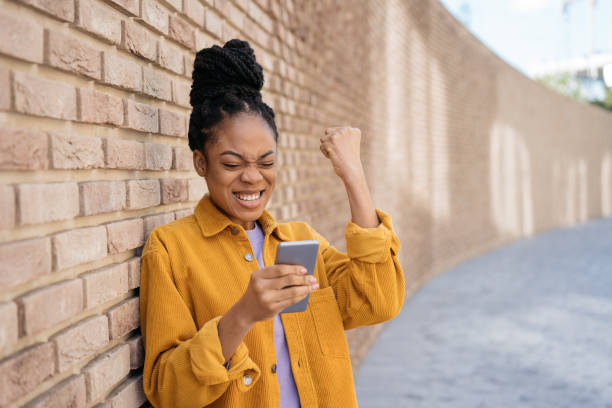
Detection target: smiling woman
<box><xmin>138</xmin><ymin>39</ymin><xmax>406</xmax><ymax>408</ymax></box>
<box><xmin>192</xmin><ymin>113</ymin><xmax>277</xmax><ymax>229</ymax></box>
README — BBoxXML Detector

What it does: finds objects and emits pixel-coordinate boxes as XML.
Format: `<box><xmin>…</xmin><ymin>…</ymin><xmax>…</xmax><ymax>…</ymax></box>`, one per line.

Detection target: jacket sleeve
<box><xmin>308</xmin><ymin>208</ymin><xmax>405</xmax><ymax>330</ymax></box>
<box><xmin>139</xmin><ymin>231</ymin><xmax>261</xmax><ymax>408</ymax></box>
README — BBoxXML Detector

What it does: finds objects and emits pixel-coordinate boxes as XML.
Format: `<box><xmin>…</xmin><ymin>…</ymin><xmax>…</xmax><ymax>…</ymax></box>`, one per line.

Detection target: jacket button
<box><xmin>244</xmin><ymin>252</ymin><xmax>254</xmax><ymax>262</ymax></box>
<box><xmin>271</xmin><ymin>363</ymin><xmax>277</xmax><ymax>373</ymax></box>
<box><xmin>243</xmin><ymin>374</ymin><xmax>252</xmax><ymax>386</ymax></box>
<box><xmin>297</xmin><ymin>359</ymin><xmax>301</xmax><ymax>368</ymax></box>
<box><xmin>231</xmin><ymin>226</ymin><xmax>239</xmax><ymax>235</ymax></box>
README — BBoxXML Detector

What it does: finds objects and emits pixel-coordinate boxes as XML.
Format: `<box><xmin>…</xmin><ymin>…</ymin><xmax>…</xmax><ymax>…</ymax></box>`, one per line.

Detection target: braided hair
<box><xmin>188</xmin><ymin>39</ymin><xmax>278</xmax><ymax>154</ymax></box>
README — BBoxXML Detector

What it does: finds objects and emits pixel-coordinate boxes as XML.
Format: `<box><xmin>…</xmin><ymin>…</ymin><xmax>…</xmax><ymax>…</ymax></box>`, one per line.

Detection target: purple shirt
<box><xmin>246</xmin><ymin>222</ymin><xmax>301</xmax><ymax>408</ymax></box>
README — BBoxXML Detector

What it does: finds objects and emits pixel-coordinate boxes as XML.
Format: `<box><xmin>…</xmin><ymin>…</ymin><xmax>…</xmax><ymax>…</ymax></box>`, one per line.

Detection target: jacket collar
<box><xmin>194</xmin><ymin>194</ymin><xmax>289</xmax><ymax>241</ymax></box>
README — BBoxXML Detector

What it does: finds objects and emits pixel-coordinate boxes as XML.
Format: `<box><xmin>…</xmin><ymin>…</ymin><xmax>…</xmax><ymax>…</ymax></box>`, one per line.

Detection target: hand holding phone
<box><xmin>275</xmin><ymin>240</ymin><xmax>320</xmax><ymax>313</ymax></box>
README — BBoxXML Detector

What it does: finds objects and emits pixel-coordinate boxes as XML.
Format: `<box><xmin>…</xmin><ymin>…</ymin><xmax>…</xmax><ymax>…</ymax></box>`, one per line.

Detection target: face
<box><xmin>193</xmin><ymin>113</ymin><xmax>276</xmax><ymax>230</ymax></box>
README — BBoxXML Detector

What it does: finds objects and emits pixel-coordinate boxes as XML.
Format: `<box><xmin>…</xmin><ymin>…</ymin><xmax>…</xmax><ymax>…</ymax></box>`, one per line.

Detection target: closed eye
<box><xmin>222</xmin><ymin>163</ymin><xmax>240</xmax><ymax>169</ymax></box>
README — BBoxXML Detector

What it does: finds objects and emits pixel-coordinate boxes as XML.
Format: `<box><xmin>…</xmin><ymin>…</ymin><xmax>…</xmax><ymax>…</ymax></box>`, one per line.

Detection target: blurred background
<box><xmin>442</xmin><ymin>0</ymin><xmax>612</xmax><ymax>109</ymax></box>
<box><xmin>0</xmin><ymin>0</ymin><xmax>611</xmax><ymax>407</ymax></box>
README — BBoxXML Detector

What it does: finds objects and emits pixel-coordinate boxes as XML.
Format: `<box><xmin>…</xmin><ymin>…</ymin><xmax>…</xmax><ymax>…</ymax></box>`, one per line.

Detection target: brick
<box><xmin>105</xmin><ymin>138</ymin><xmax>145</xmax><ymax>170</ymax></box>
<box><xmin>0</xmin><ymin>11</ymin><xmax>44</xmax><ymax>63</ymax></box>
<box><xmin>13</xmin><ymin>72</ymin><xmax>77</xmax><ymax>120</ymax></box>
<box><xmin>106</xmin><ymin>218</ymin><xmax>144</xmax><ymax>254</ymax></box>
<box><xmin>173</xmin><ymin>146</ymin><xmax>193</xmax><ymax>170</ymax></box>
<box><xmin>127</xmin><ymin>335</ymin><xmax>144</xmax><ymax>369</ymax></box>
<box><xmin>145</xmin><ymin>143</ymin><xmax>172</xmax><ymax>170</ymax></box>
<box><xmin>0</xmin><ymin>128</ymin><xmax>48</xmax><ymax>170</ymax></box>
<box><xmin>25</xmin><ymin>374</ymin><xmax>86</xmax><ymax>408</ymax></box>
<box><xmin>106</xmin><ymin>297</ymin><xmax>139</xmax><ymax>339</ymax></box>
<box><xmin>18</xmin><ymin>0</ymin><xmax>74</xmax><ymax>21</ymax></box>
<box><xmin>82</xmin><ymin>264</ymin><xmax>128</xmax><ymax>307</ymax></box>
<box><xmin>172</xmin><ymin>80</ymin><xmax>190</xmax><ymax>107</ymax></box>
<box><xmin>158</xmin><ymin>40</ymin><xmax>184</xmax><ymax>74</ymax></box>
<box><xmin>195</xmin><ymin>30</ymin><xmax>215</xmax><ymax>51</ymax></box>
<box><xmin>124</xmin><ymin>100</ymin><xmax>159</xmax><ymax>133</ymax></box>
<box><xmin>102</xmin><ymin>52</ymin><xmax>141</xmax><ymax>91</ymax></box>
<box><xmin>19</xmin><ymin>279</ymin><xmax>83</xmax><ymax>335</ymax></box>
<box><xmin>159</xmin><ymin>109</ymin><xmax>186</xmax><ymax>137</ymax></box>
<box><xmin>18</xmin><ymin>183</ymin><xmax>79</xmax><ymax>225</ymax></box>
<box><xmin>45</xmin><ymin>30</ymin><xmax>101</xmax><ymax>80</ymax></box>
<box><xmin>143</xmin><ymin>212</ymin><xmax>174</xmax><ymax>238</ymax></box>
<box><xmin>0</xmin><ymin>68</ymin><xmax>9</xmax><ymax>111</ymax></box>
<box><xmin>163</xmin><ymin>0</ymin><xmax>182</xmax><ymax>11</ymax></box>
<box><xmin>183</xmin><ymin>0</ymin><xmax>205</xmax><ymax>26</ymax></box>
<box><xmin>175</xmin><ymin>208</ymin><xmax>194</xmax><ymax>219</ymax></box>
<box><xmin>0</xmin><ymin>302</ymin><xmax>18</xmax><ymax>350</ymax></box>
<box><xmin>78</xmin><ymin>88</ymin><xmax>124</xmax><ymax>126</ymax></box>
<box><xmin>105</xmin><ymin>0</ymin><xmax>139</xmax><ymax>16</ymax></box>
<box><xmin>126</xmin><ymin>179</ymin><xmax>161</xmax><ymax>209</ymax></box>
<box><xmin>0</xmin><ymin>185</ymin><xmax>15</xmax><ymax>229</ymax></box>
<box><xmin>84</xmin><ymin>344</ymin><xmax>130</xmax><ymax>402</ymax></box>
<box><xmin>204</xmin><ymin>9</ymin><xmax>223</xmax><ymax>38</ymax></box>
<box><xmin>0</xmin><ymin>343</ymin><xmax>55</xmax><ymax>406</ymax></box>
<box><xmin>249</xmin><ymin>0</ymin><xmax>273</xmax><ymax>33</ymax></box>
<box><xmin>0</xmin><ymin>237</ymin><xmax>51</xmax><ymax>288</ymax></box>
<box><xmin>184</xmin><ymin>53</ymin><xmax>195</xmax><ymax>75</ymax></box>
<box><xmin>77</xmin><ymin>0</ymin><xmax>122</xmax><ymax>44</ymax></box>
<box><xmin>126</xmin><ymin>257</ymin><xmax>141</xmax><ymax>289</ymax></box>
<box><xmin>188</xmin><ymin>177</ymin><xmax>208</xmax><ymax>201</ymax></box>
<box><xmin>161</xmin><ymin>178</ymin><xmax>188</xmax><ymax>204</ymax></box>
<box><xmin>169</xmin><ymin>15</ymin><xmax>195</xmax><ymax>49</ymax></box>
<box><xmin>52</xmin><ymin>226</ymin><xmax>108</xmax><ymax>270</ymax></box>
<box><xmin>52</xmin><ymin>316</ymin><xmax>109</xmax><ymax>371</ymax></box>
<box><xmin>80</xmin><ymin>181</ymin><xmax>126</xmax><ymax>216</ymax></box>
<box><xmin>141</xmin><ymin>0</ymin><xmax>169</xmax><ymax>34</ymax></box>
<box><xmin>121</xmin><ymin>20</ymin><xmax>157</xmax><ymax>61</ymax></box>
<box><xmin>108</xmin><ymin>375</ymin><xmax>146</xmax><ymax>408</ymax></box>
<box><xmin>143</xmin><ymin>66</ymin><xmax>172</xmax><ymax>101</ymax></box>
<box><xmin>50</xmin><ymin>132</ymin><xmax>104</xmax><ymax>169</ymax></box>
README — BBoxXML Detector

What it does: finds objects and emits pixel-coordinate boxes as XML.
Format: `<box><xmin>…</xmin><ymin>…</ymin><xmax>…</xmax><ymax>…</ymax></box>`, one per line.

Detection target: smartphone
<box><xmin>275</xmin><ymin>240</ymin><xmax>319</xmax><ymax>314</ymax></box>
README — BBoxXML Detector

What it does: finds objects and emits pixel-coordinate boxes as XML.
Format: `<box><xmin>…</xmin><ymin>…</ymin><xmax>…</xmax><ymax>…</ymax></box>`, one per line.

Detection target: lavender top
<box><xmin>245</xmin><ymin>222</ymin><xmax>301</xmax><ymax>407</ymax></box>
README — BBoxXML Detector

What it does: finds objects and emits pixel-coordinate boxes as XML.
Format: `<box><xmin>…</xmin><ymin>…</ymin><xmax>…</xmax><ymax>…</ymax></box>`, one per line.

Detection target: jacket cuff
<box><xmin>189</xmin><ymin>315</ymin><xmax>261</xmax><ymax>392</ymax></box>
<box><xmin>345</xmin><ymin>208</ymin><xmax>400</xmax><ymax>263</ymax></box>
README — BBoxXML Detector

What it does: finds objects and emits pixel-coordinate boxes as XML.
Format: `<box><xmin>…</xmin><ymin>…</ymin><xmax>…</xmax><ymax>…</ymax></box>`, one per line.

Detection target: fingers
<box><xmin>275</xmin><ymin>273</ymin><xmax>317</xmax><ymax>290</ymax></box>
<box><xmin>320</xmin><ymin>143</ymin><xmax>330</xmax><ymax>158</ymax></box>
<box><xmin>272</xmin><ymin>284</ymin><xmax>312</xmax><ymax>305</ymax></box>
<box><xmin>258</xmin><ymin>264</ymin><xmax>306</xmax><ymax>279</ymax></box>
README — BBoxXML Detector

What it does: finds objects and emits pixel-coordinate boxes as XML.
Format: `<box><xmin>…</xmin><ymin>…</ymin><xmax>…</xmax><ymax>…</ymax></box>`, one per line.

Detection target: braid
<box><xmin>188</xmin><ymin>39</ymin><xmax>278</xmax><ymax>153</ymax></box>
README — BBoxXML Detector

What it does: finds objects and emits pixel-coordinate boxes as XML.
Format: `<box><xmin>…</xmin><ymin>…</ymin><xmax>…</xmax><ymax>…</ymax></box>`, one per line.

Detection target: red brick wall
<box><xmin>1</xmin><ymin>0</ymin><xmax>611</xmax><ymax>406</ymax></box>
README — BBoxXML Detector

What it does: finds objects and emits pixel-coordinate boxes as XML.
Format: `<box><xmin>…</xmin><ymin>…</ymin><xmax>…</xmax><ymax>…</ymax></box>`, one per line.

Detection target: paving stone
<box><xmin>355</xmin><ymin>218</ymin><xmax>612</xmax><ymax>408</ymax></box>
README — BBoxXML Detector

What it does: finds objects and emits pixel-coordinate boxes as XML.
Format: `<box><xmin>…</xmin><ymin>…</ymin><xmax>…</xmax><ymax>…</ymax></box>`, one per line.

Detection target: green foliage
<box><xmin>535</xmin><ymin>73</ymin><xmax>612</xmax><ymax>112</ymax></box>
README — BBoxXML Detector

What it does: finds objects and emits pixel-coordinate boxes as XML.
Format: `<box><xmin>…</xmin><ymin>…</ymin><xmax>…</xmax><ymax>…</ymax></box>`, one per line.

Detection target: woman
<box><xmin>139</xmin><ymin>39</ymin><xmax>405</xmax><ymax>407</ymax></box>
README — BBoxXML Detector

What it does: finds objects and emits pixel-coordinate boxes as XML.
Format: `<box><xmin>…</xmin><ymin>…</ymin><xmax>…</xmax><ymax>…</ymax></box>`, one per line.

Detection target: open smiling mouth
<box><xmin>232</xmin><ymin>190</ymin><xmax>265</xmax><ymax>202</ymax></box>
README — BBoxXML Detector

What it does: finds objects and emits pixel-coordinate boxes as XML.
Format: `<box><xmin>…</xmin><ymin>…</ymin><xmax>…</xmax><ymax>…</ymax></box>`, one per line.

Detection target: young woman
<box><xmin>139</xmin><ymin>39</ymin><xmax>405</xmax><ymax>407</ymax></box>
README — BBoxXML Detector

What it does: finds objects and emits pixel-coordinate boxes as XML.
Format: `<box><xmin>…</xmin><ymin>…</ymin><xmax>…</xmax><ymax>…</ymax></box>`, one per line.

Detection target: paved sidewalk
<box><xmin>355</xmin><ymin>217</ymin><xmax>612</xmax><ymax>408</ymax></box>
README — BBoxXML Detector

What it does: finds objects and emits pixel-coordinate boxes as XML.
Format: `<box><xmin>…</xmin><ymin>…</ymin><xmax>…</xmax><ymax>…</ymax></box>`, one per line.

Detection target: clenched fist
<box><xmin>320</xmin><ymin>126</ymin><xmax>364</xmax><ymax>182</ymax></box>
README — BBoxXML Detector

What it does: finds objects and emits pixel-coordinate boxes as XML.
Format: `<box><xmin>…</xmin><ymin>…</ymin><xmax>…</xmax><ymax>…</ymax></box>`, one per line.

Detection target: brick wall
<box><xmin>1</xmin><ymin>0</ymin><xmax>611</xmax><ymax>406</ymax></box>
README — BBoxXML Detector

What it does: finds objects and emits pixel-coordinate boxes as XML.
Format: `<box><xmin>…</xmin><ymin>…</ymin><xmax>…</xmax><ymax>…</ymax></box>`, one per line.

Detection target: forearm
<box><xmin>217</xmin><ymin>300</ymin><xmax>254</xmax><ymax>365</ymax></box>
<box><xmin>343</xmin><ymin>167</ymin><xmax>379</xmax><ymax>228</ymax></box>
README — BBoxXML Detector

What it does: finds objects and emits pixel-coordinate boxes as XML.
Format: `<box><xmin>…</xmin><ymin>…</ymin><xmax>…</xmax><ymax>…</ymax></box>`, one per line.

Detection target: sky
<box><xmin>439</xmin><ymin>0</ymin><xmax>612</xmax><ymax>77</ymax></box>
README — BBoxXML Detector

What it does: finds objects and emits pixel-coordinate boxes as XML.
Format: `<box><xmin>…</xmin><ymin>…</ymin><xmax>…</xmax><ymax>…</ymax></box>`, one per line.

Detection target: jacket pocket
<box><xmin>308</xmin><ymin>286</ymin><xmax>350</xmax><ymax>359</ymax></box>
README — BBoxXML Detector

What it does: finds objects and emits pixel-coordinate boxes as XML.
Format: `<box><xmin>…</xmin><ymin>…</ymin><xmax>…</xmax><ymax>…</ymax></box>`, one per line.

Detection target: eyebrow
<box><xmin>219</xmin><ymin>150</ymin><xmax>275</xmax><ymax>160</ymax></box>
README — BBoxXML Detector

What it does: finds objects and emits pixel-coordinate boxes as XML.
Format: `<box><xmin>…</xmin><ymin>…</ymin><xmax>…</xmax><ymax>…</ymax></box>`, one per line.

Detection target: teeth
<box><xmin>234</xmin><ymin>191</ymin><xmax>261</xmax><ymax>201</ymax></box>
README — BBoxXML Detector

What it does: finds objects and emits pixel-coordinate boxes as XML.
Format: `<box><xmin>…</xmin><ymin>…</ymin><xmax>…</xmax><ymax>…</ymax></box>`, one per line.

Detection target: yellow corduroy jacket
<box><xmin>139</xmin><ymin>194</ymin><xmax>405</xmax><ymax>407</ymax></box>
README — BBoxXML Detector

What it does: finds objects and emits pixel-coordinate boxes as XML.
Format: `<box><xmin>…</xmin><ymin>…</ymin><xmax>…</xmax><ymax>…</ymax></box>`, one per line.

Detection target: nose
<box><xmin>240</xmin><ymin>164</ymin><xmax>264</xmax><ymax>184</ymax></box>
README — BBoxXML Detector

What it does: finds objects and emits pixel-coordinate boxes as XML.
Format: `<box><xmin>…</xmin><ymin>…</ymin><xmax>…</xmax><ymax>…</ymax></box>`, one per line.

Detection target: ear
<box><xmin>193</xmin><ymin>149</ymin><xmax>207</xmax><ymax>177</ymax></box>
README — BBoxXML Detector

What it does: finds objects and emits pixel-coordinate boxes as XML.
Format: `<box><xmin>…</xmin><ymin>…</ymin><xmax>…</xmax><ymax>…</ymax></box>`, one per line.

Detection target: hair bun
<box><xmin>190</xmin><ymin>38</ymin><xmax>264</xmax><ymax>107</ymax></box>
